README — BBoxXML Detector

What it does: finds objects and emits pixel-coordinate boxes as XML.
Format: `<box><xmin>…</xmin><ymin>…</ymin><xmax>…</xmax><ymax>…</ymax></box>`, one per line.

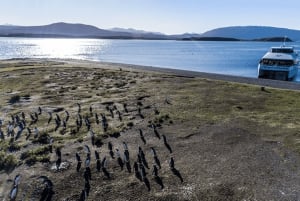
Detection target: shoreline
<box><xmin>3</xmin><ymin>58</ymin><xmax>298</xmax><ymax>91</ymax></box>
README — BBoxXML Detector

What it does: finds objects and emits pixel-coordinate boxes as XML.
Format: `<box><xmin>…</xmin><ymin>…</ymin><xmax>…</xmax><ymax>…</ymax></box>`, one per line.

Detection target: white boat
<box><xmin>258</xmin><ymin>45</ymin><xmax>299</xmax><ymax>81</ymax></box>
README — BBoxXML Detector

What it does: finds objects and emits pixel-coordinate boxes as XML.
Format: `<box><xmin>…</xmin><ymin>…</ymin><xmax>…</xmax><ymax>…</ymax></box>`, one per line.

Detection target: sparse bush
<box><xmin>20</xmin><ymin>146</ymin><xmax>51</xmax><ymax>166</ymax></box>
<box><xmin>0</xmin><ymin>152</ymin><xmax>18</xmax><ymax>172</ymax></box>
<box><xmin>8</xmin><ymin>95</ymin><xmax>21</xmax><ymax>104</ymax></box>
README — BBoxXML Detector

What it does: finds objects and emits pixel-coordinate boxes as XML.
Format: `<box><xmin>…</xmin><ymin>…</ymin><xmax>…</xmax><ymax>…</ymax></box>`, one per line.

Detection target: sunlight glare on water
<box><xmin>25</xmin><ymin>38</ymin><xmax>111</xmax><ymax>60</ymax></box>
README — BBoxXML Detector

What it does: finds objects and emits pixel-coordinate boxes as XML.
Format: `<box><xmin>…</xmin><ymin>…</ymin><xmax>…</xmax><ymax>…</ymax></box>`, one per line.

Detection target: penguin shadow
<box><xmin>164</xmin><ymin>142</ymin><xmax>172</xmax><ymax>153</ymax></box>
<box><xmin>171</xmin><ymin>168</ymin><xmax>183</xmax><ymax>183</ymax></box>
<box><xmin>154</xmin><ymin>176</ymin><xmax>164</xmax><ymax>189</ymax></box>
<box><xmin>143</xmin><ymin>177</ymin><xmax>151</xmax><ymax>191</ymax></box>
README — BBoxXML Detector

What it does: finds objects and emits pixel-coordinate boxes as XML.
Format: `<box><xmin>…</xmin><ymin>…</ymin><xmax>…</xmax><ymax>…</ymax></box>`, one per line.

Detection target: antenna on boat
<box><xmin>283</xmin><ymin>36</ymin><xmax>287</xmax><ymax>46</ymax></box>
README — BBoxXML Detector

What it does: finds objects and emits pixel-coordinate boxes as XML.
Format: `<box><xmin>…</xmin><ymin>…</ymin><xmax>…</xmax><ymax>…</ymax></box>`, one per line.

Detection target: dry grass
<box><xmin>1</xmin><ymin>59</ymin><xmax>300</xmax><ymax>200</ymax></box>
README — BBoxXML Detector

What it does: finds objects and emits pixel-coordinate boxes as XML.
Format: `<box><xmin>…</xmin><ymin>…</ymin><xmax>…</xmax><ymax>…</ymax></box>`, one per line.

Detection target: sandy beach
<box><xmin>1</xmin><ymin>59</ymin><xmax>300</xmax><ymax>201</ymax></box>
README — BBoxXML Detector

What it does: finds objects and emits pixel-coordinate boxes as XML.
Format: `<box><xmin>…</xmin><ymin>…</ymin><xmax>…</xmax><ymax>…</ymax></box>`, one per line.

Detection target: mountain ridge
<box><xmin>201</xmin><ymin>26</ymin><xmax>300</xmax><ymax>41</ymax></box>
<box><xmin>1</xmin><ymin>22</ymin><xmax>300</xmax><ymax>41</ymax></box>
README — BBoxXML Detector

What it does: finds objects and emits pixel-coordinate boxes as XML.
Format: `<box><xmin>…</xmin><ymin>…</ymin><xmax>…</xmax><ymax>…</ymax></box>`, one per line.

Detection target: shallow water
<box><xmin>1</xmin><ymin>37</ymin><xmax>300</xmax><ymax>81</ymax></box>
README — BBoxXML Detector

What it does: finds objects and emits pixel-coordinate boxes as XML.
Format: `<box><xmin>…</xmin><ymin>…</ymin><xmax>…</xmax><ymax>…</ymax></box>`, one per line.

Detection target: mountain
<box><xmin>1</xmin><ymin>23</ymin><xmax>300</xmax><ymax>41</ymax></box>
<box><xmin>110</xmin><ymin>27</ymin><xmax>164</xmax><ymax>35</ymax></box>
<box><xmin>201</xmin><ymin>26</ymin><xmax>300</xmax><ymax>41</ymax></box>
<box><xmin>0</xmin><ymin>22</ymin><xmax>168</xmax><ymax>39</ymax></box>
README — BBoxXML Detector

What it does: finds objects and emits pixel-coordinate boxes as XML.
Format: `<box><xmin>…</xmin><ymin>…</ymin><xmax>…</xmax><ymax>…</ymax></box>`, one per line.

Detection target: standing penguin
<box><xmin>108</xmin><ymin>142</ymin><xmax>114</xmax><ymax>159</ymax></box>
<box><xmin>115</xmin><ymin>148</ymin><xmax>124</xmax><ymax>171</ymax></box>
<box><xmin>150</xmin><ymin>147</ymin><xmax>161</xmax><ymax>169</ymax></box>
<box><xmin>101</xmin><ymin>156</ymin><xmax>110</xmax><ymax>179</ymax></box>
<box><xmin>95</xmin><ymin>150</ymin><xmax>101</xmax><ymax>172</ymax></box>
<box><xmin>75</xmin><ymin>152</ymin><xmax>82</xmax><ymax>172</ymax></box>
<box><xmin>55</xmin><ymin>147</ymin><xmax>62</xmax><ymax>170</ymax></box>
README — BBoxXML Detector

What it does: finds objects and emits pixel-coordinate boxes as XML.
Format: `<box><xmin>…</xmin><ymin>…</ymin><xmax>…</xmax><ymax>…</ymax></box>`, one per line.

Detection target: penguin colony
<box><xmin>2</xmin><ymin>97</ymin><xmax>183</xmax><ymax>200</ymax></box>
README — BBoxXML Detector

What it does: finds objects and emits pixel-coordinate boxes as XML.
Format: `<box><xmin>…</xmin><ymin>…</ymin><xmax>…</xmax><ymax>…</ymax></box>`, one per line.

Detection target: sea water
<box><xmin>1</xmin><ymin>37</ymin><xmax>300</xmax><ymax>81</ymax></box>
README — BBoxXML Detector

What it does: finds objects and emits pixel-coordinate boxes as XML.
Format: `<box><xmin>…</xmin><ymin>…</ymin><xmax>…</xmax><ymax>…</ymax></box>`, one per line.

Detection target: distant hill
<box><xmin>181</xmin><ymin>37</ymin><xmax>240</xmax><ymax>41</ymax></box>
<box><xmin>1</xmin><ymin>23</ymin><xmax>300</xmax><ymax>41</ymax></box>
<box><xmin>201</xmin><ymin>26</ymin><xmax>300</xmax><ymax>41</ymax></box>
<box><xmin>0</xmin><ymin>22</ymin><xmax>168</xmax><ymax>39</ymax></box>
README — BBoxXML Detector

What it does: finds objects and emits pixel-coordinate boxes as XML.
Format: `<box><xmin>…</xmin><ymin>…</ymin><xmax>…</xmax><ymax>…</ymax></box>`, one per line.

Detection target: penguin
<box><xmin>55</xmin><ymin>147</ymin><xmax>62</xmax><ymax>170</ymax></box>
<box><xmin>15</xmin><ymin>124</ymin><xmax>23</xmax><ymax>141</ymax></box>
<box><xmin>34</xmin><ymin>112</ymin><xmax>39</xmax><ymax>122</ymax></box>
<box><xmin>115</xmin><ymin>148</ymin><xmax>124</xmax><ymax>171</ymax></box>
<box><xmin>77</xmin><ymin>103</ymin><xmax>81</xmax><ymax>114</ymax></box>
<box><xmin>29</xmin><ymin>113</ymin><xmax>35</xmax><ymax>125</ymax></box>
<box><xmin>139</xmin><ymin>146</ymin><xmax>149</xmax><ymax>169</ymax></box>
<box><xmin>38</xmin><ymin>176</ymin><xmax>54</xmax><ymax>201</ymax></box>
<box><xmin>169</xmin><ymin>157</ymin><xmax>175</xmax><ymax>170</ymax></box>
<box><xmin>116</xmin><ymin>110</ymin><xmax>122</xmax><ymax>121</ymax></box>
<box><xmin>138</xmin><ymin>107</ymin><xmax>144</xmax><ymax>119</ymax></box>
<box><xmin>151</xmin><ymin>147</ymin><xmax>161</xmax><ymax>169</ymax></box>
<box><xmin>65</xmin><ymin>110</ymin><xmax>70</xmax><ymax>122</ymax></box>
<box><xmin>84</xmin><ymin>152</ymin><xmax>91</xmax><ymax>181</ymax></box>
<box><xmin>123</xmin><ymin>142</ymin><xmax>129</xmax><ymax>160</ymax></box>
<box><xmin>76</xmin><ymin>152</ymin><xmax>82</xmax><ymax>172</ymax></box>
<box><xmin>84</xmin><ymin>116</ymin><xmax>91</xmax><ymax>131</ymax></box>
<box><xmin>89</xmin><ymin>105</ymin><xmax>93</xmax><ymax>116</ymax></box>
<box><xmin>139</xmin><ymin>163</ymin><xmax>147</xmax><ymax>180</ymax></box>
<box><xmin>109</xmin><ymin>108</ymin><xmax>114</xmax><ymax>118</ymax></box>
<box><xmin>124</xmin><ymin>151</ymin><xmax>131</xmax><ymax>173</ymax></box>
<box><xmin>33</xmin><ymin>127</ymin><xmax>39</xmax><ymax>138</ymax></box>
<box><xmin>21</xmin><ymin>112</ymin><xmax>26</xmax><ymax>120</ymax></box>
<box><xmin>0</xmin><ymin>128</ymin><xmax>4</xmax><ymax>140</ymax></box>
<box><xmin>101</xmin><ymin>114</ymin><xmax>108</xmax><ymax>132</ymax></box>
<box><xmin>152</xmin><ymin>164</ymin><xmax>158</xmax><ymax>177</ymax></box>
<box><xmin>95</xmin><ymin>150</ymin><xmax>100</xmax><ymax>160</ymax></box>
<box><xmin>123</xmin><ymin>103</ymin><xmax>128</xmax><ymax>113</ymax></box>
<box><xmin>49</xmin><ymin>137</ymin><xmax>54</xmax><ymax>153</ymax></box>
<box><xmin>101</xmin><ymin>157</ymin><xmax>110</xmax><ymax>179</ymax></box>
<box><xmin>26</xmin><ymin>127</ymin><xmax>31</xmax><ymax>140</ymax></box>
<box><xmin>62</xmin><ymin>120</ymin><xmax>67</xmax><ymax>130</ymax></box>
<box><xmin>90</xmin><ymin>130</ymin><xmax>95</xmax><ymax>146</ymax></box>
<box><xmin>38</xmin><ymin>106</ymin><xmax>42</xmax><ymax>115</ymax></box>
<box><xmin>95</xmin><ymin>113</ymin><xmax>100</xmax><ymax>125</ymax></box>
<box><xmin>133</xmin><ymin>162</ymin><xmax>142</xmax><ymax>181</ymax></box>
<box><xmin>54</xmin><ymin>118</ymin><xmax>60</xmax><ymax>132</ymax></box>
<box><xmin>108</xmin><ymin>142</ymin><xmax>114</xmax><ymax>159</ymax></box>
<box><xmin>9</xmin><ymin>185</ymin><xmax>18</xmax><ymax>201</ymax></box>
<box><xmin>95</xmin><ymin>150</ymin><xmax>101</xmax><ymax>172</ymax></box>
<box><xmin>138</xmin><ymin>129</ymin><xmax>146</xmax><ymax>145</ymax></box>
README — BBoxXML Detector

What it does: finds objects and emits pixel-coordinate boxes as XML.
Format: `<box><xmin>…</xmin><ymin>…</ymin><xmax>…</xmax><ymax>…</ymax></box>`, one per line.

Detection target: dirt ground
<box><xmin>1</xmin><ymin>59</ymin><xmax>300</xmax><ymax>201</ymax></box>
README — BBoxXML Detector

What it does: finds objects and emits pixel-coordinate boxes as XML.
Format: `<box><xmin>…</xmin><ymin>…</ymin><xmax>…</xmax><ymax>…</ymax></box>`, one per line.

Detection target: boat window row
<box><xmin>260</xmin><ymin>59</ymin><xmax>294</xmax><ymax>66</ymax></box>
<box><xmin>271</xmin><ymin>48</ymin><xmax>294</xmax><ymax>53</ymax></box>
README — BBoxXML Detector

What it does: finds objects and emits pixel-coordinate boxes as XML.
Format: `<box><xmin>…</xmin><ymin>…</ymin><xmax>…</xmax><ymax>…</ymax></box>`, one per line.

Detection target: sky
<box><xmin>1</xmin><ymin>0</ymin><xmax>300</xmax><ymax>34</ymax></box>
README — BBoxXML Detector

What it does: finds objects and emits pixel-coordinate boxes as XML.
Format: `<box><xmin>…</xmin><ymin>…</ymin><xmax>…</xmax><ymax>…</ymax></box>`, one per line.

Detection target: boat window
<box><xmin>271</xmin><ymin>48</ymin><xmax>294</xmax><ymax>53</ymax></box>
<box><xmin>262</xmin><ymin>59</ymin><xmax>294</xmax><ymax>66</ymax></box>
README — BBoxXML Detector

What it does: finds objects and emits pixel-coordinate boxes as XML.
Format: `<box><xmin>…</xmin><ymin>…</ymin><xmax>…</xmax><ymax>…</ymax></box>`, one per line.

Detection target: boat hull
<box><xmin>258</xmin><ymin>65</ymin><xmax>298</xmax><ymax>81</ymax></box>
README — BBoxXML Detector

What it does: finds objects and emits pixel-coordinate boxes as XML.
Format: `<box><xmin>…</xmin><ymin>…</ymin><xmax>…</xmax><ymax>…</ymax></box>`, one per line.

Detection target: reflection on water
<box><xmin>0</xmin><ymin>37</ymin><xmax>299</xmax><ymax>82</ymax></box>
